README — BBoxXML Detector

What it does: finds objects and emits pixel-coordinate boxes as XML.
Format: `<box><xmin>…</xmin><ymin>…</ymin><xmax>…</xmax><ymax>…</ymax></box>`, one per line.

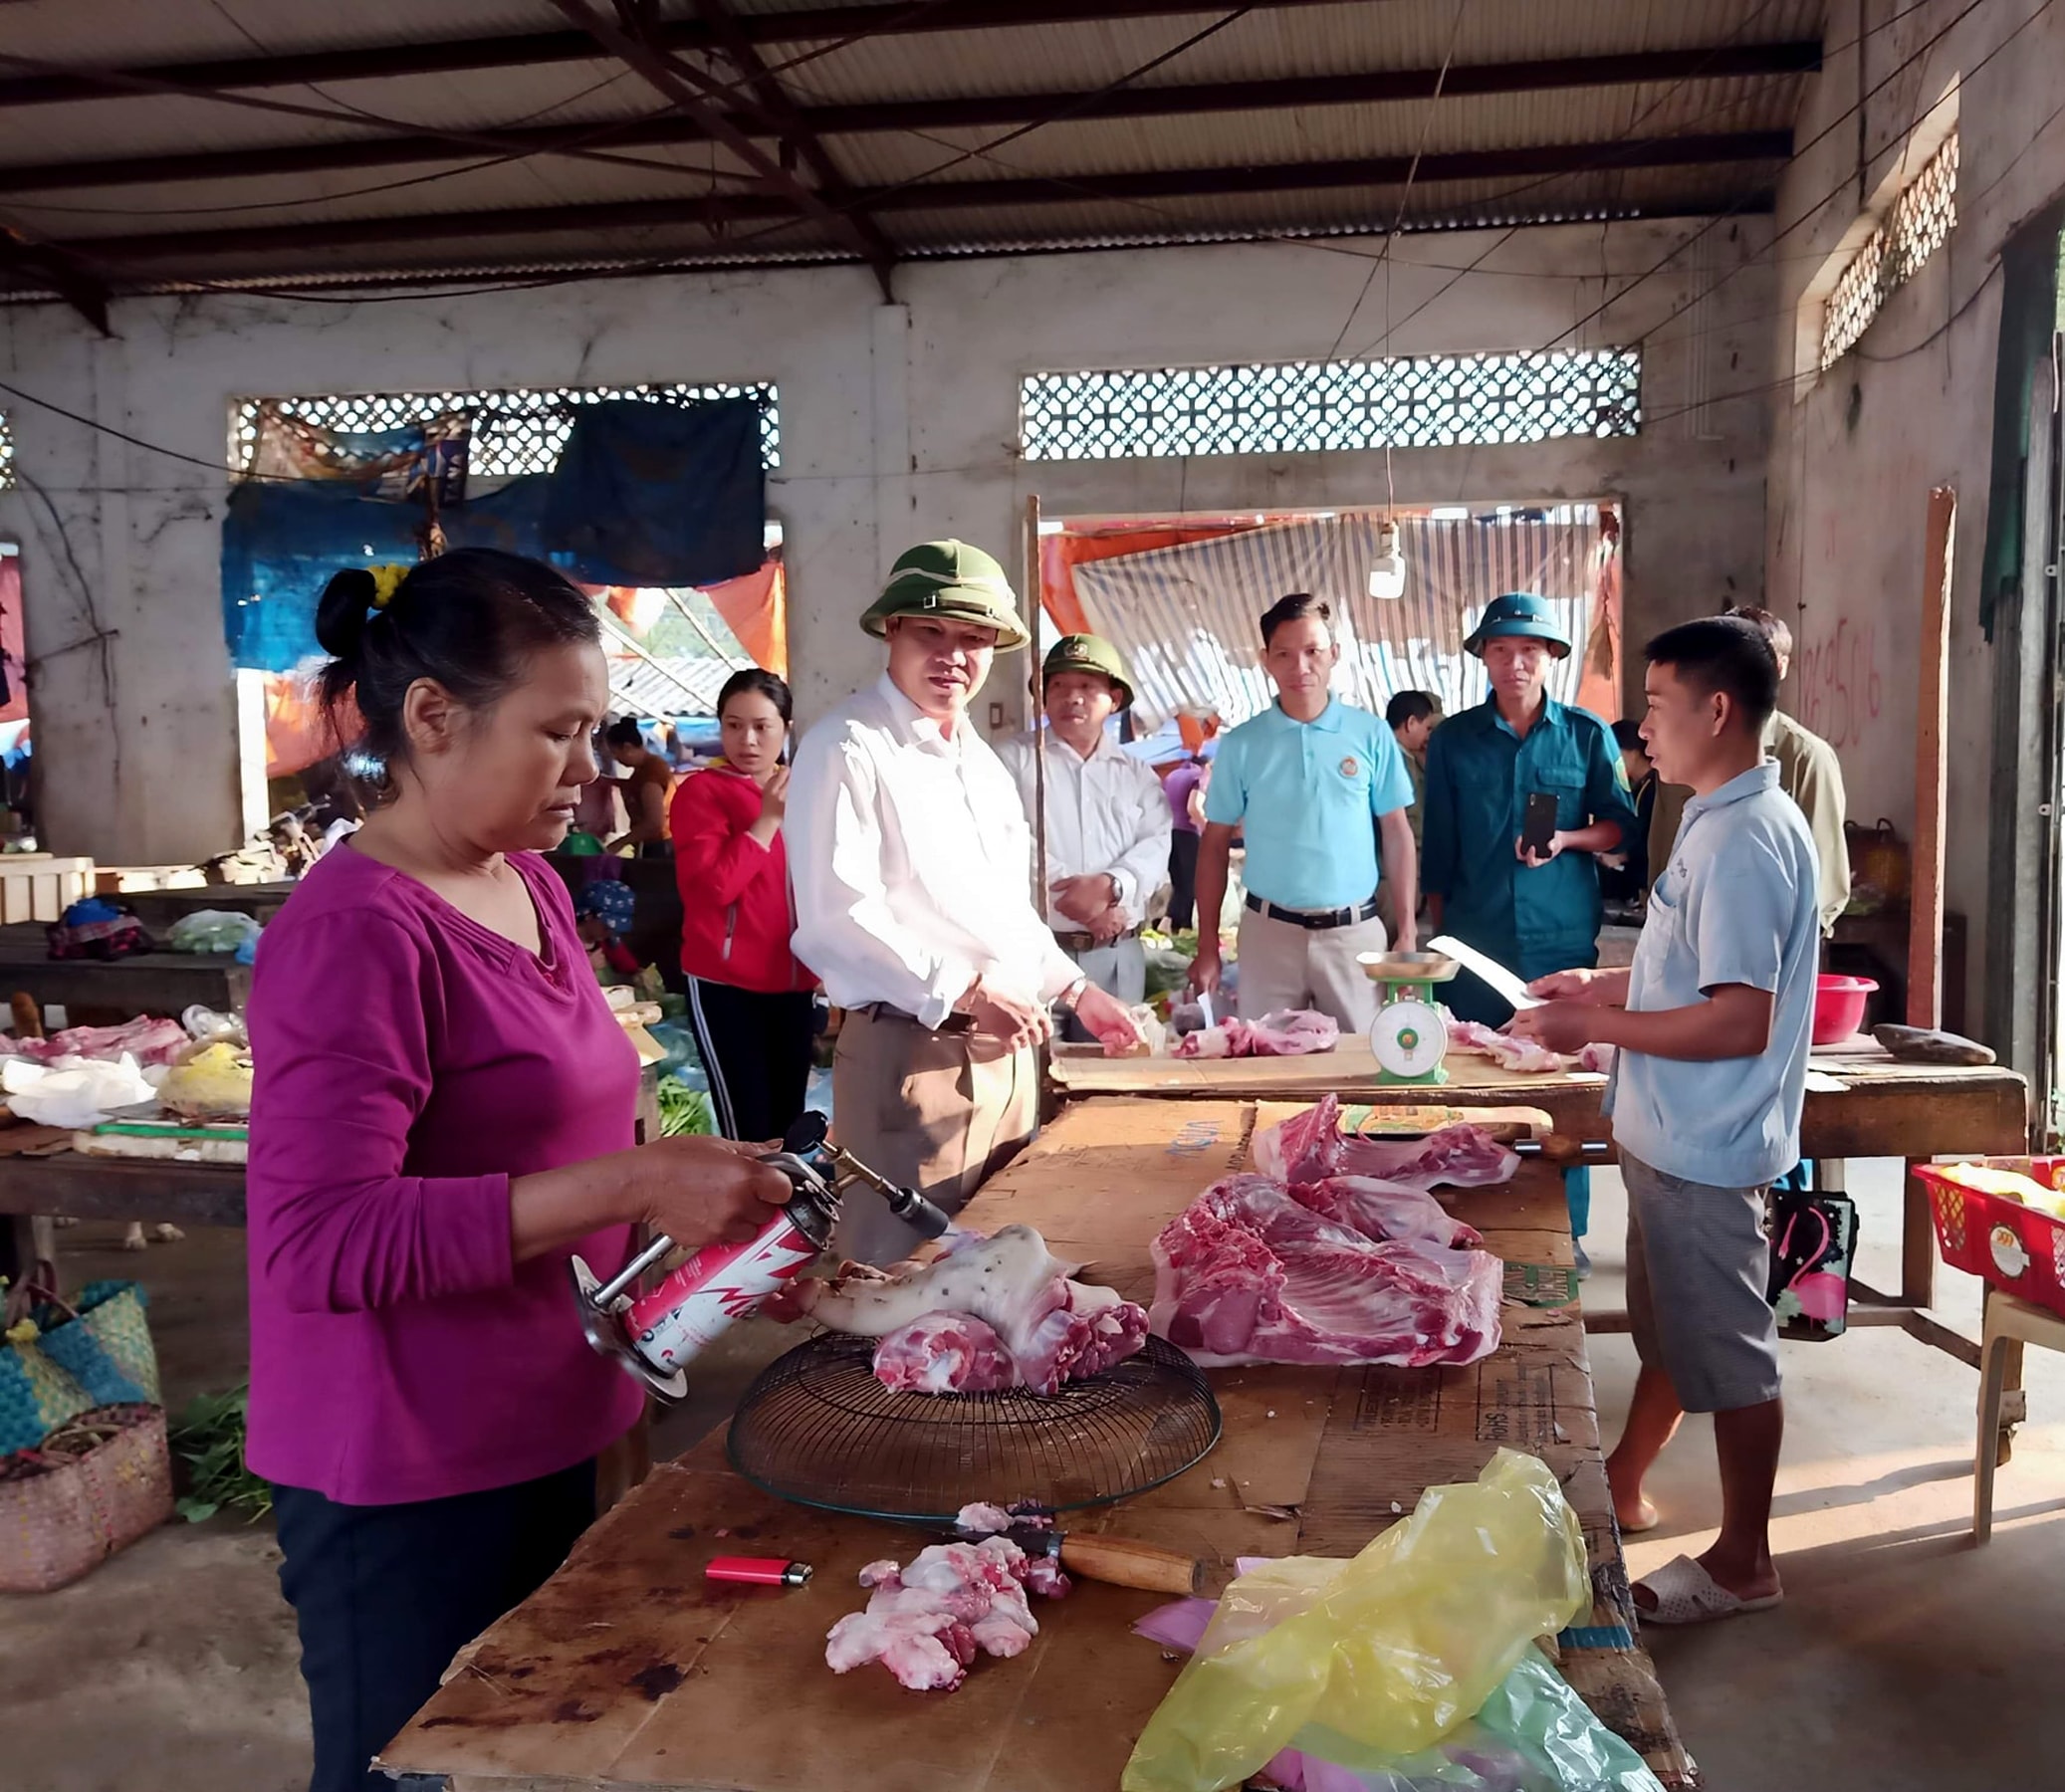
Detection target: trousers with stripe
<box><xmin>683</xmin><ymin>978</ymin><xmax>816</xmax><ymax>1144</ymax></box>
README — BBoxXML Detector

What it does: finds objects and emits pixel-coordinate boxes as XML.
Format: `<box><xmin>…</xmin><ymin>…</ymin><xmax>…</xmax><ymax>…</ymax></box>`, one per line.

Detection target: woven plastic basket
<box><xmin>0</xmin><ymin>1403</ymin><xmax>173</xmax><ymax>1593</ymax></box>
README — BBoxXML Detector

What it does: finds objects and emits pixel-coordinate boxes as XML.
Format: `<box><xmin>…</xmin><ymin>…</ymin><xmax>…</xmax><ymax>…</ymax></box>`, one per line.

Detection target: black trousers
<box><xmin>273</xmin><ymin>1460</ymin><xmax>595</xmax><ymax>1792</ymax></box>
<box><xmin>1167</xmin><ymin>829</ymin><xmax>1202</xmax><ymax>932</ymax></box>
<box><xmin>684</xmin><ymin>977</ymin><xmax>816</xmax><ymax>1144</ymax></box>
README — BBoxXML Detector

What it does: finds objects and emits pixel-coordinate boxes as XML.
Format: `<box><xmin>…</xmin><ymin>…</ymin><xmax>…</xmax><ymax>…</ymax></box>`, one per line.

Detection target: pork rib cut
<box><xmin>1444</xmin><ymin>1018</ymin><xmax>1615</xmax><ymax>1076</ymax></box>
<box><xmin>1173</xmin><ymin>1008</ymin><xmax>1340</xmax><ymax>1059</ymax></box>
<box><xmin>1148</xmin><ymin>1173</ymin><xmax>1501</xmax><ymax>1368</ymax></box>
<box><xmin>1254</xmin><ymin>1094</ymin><xmax>1518</xmax><ymax>1190</ymax></box>
<box><xmin>793</xmin><ymin>1225</ymin><xmax>1149</xmax><ymax>1395</ymax></box>
<box><xmin>1444</xmin><ymin>1017</ymin><xmax>1570</xmax><ymax>1075</ymax></box>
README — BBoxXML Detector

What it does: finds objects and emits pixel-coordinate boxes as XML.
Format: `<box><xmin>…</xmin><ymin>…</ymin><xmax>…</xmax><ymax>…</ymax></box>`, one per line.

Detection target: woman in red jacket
<box><xmin>670</xmin><ymin>669</ymin><xmax>819</xmax><ymax>1140</ymax></box>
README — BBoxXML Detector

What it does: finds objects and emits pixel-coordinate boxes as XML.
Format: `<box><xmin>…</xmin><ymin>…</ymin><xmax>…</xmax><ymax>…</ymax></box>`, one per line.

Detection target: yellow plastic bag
<box><xmin>1122</xmin><ymin>1449</ymin><xmax>1590</xmax><ymax>1792</ymax></box>
<box><xmin>157</xmin><ymin>1042</ymin><xmax>255</xmax><ymax>1121</ymax></box>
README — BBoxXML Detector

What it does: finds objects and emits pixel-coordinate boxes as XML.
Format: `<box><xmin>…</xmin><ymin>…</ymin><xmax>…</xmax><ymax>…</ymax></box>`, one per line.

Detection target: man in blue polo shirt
<box><xmin>1512</xmin><ymin>616</ymin><xmax>1818</xmax><ymax>1627</ymax></box>
<box><xmin>1189</xmin><ymin>592</ymin><xmax>1416</xmax><ymax>1032</ymax></box>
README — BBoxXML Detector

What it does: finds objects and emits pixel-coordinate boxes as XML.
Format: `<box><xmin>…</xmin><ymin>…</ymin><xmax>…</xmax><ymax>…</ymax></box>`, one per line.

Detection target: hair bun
<box><xmin>316</xmin><ymin>566</ymin><xmax>379</xmax><ymax>659</ymax></box>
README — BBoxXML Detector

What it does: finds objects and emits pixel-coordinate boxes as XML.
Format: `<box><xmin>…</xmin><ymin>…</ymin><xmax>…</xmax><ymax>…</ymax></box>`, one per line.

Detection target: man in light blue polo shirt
<box><xmin>1189</xmin><ymin>592</ymin><xmax>1416</xmax><ymax>1031</ymax></box>
<box><xmin>1512</xmin><ymin>616</ymin><xmax>1818</xmax><ymax>1629</ymax></box>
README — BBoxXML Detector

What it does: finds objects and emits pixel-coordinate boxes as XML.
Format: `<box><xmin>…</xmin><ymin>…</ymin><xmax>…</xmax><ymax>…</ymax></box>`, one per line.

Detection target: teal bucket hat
<box><xmin>1463</xmin><ymin>591</ymin><xmax>1571</xmax><ymax>660</ymax></box>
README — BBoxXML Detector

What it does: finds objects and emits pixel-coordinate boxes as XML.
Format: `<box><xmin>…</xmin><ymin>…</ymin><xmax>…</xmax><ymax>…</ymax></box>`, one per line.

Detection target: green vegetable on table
<box><xmin>168</xmin><ymin>1385</ymin><xmax>272</xmax><ymax>1524</ymax></box>
<box><xmin>655</xmin><ymin>1075</ymin><xmax>715</xmax><ymax>1139</ymax></box>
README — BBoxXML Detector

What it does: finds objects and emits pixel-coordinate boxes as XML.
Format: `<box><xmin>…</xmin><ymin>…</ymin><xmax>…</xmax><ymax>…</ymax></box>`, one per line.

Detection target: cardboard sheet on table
<box><xmin>963</xmin><ymin>1099</ymin><xmax>1255</xmax><ymax>1298</ymax></box>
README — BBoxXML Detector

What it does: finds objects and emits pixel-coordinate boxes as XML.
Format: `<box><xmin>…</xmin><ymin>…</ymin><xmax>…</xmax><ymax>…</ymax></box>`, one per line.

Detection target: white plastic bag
<box><xmin>1</xmin><ymin>1053</ymin><xmax>158</xmax><ymax>1127</ymax></box>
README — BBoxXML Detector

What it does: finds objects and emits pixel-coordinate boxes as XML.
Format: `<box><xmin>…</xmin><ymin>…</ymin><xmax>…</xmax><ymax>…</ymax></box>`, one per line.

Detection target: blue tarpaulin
<box><xmin>221</xmin><ymin>397</ymin><xmax>766</xmax><ymax>672</ymax></box>
<box><xmin>542</xmin><ymin>397</ymin><xmax>764</xmax><ymax>588</ymax></box>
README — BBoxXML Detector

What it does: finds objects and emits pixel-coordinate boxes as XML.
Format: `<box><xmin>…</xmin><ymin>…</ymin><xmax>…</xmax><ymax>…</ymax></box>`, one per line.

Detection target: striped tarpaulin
<box><xmin>1068</xmin><ymin>508</ymin><xmax>1608</xmax><ymax>730</ymax></box>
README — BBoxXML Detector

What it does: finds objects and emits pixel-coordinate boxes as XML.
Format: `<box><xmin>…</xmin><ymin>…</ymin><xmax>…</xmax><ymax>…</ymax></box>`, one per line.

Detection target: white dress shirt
<box><xmin>995</xmin><ymin>731</ymin><xmax>1174</xmax><ymax>930</ymax></box>
<box><xmin>787</xmin><ymin>675</ymin><xmax>1083</xmax><ymax>1028</ymax></box>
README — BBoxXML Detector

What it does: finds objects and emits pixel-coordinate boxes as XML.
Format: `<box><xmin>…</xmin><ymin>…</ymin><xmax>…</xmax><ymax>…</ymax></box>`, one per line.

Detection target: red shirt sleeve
<box><xmin>670</xmin><ymin>772</ymin><xmax>775</xmax><ymax>907</ymax></box>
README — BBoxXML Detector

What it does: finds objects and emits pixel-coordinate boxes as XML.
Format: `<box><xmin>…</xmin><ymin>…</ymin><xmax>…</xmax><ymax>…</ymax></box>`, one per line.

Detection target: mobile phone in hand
<box><xmin>1519</xmin><ymin>790</ymin><xmax>1559</xmax><ymax>857</ymax></box>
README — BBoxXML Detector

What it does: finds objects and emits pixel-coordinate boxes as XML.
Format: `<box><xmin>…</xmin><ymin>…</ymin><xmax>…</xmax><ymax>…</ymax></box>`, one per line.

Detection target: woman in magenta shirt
<box><xmin>247</xmin><ymin>550</ymin><xmax>791</xmax><ymax>1792</ymax></box>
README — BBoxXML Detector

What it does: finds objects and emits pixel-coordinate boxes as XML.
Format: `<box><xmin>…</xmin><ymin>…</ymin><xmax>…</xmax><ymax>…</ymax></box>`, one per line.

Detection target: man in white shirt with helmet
<box><xmin>787</xmin><ymin>542</ymin><xmax>1144</xmax><ymax>1263</ymax></box>
<box><xmin>997</xmin><ymin>633</ymin><xmax>1172</xmax><ymax>1034</ymax></box>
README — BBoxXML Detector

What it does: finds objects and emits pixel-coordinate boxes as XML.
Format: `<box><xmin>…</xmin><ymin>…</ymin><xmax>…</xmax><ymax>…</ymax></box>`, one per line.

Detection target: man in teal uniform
<box><xmin>1421</xmin><ymin>591</ymin><xmax>1636</xmax><ymax>1268</ymax></box>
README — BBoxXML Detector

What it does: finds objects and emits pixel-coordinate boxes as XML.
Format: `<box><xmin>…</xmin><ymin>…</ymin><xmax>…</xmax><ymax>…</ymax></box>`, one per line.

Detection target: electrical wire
<box><xmin>0</xmin><ymin>1</ymin><xmax>1901</xmax><ymax>302</ymax></box>
<box><xmin>0</xmin><ymin>0</ymin><xmax>2049</xmax><ymax>483</ymax></box>
<box><xmin>1550</xmin><ymin>0</ymin><xmax>2047</xmax><ymax>358</ymax></box>
<box><xmin>0</xmin><ymin>0</ymin><xmax>974</xmax><ymax>221</ymax></box>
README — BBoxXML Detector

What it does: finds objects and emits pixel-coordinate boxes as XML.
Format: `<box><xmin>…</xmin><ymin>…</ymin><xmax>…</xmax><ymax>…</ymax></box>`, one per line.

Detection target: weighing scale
<box><xmin>1357</xmin><ymin>951</ymin><xmax>1461</xmax><ymax>1085</ymax></box>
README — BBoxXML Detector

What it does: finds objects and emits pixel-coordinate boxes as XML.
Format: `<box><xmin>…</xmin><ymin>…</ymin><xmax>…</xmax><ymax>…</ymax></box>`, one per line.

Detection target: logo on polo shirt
<box><xmin>1339</xmin><ymin>756</ymin><xmax>1360</xmax><ymax>779</ymax></box>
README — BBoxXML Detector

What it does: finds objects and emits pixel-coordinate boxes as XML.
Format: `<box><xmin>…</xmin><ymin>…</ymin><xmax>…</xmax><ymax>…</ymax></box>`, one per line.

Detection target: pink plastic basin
<box><xmin>1812</xmin><ymin>974</ymin><xmax>1877</xmax><ymax>1046</ymax></box>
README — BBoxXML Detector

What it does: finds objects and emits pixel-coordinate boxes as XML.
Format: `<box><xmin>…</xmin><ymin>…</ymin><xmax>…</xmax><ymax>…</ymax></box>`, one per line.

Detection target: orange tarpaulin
<box><xmin>592</xmin><ymin>560</ymin><xmax>787</xmax><ymax>678</ymax></box>
<box><xmin>1573</xmin><ymin>508</ymin><xmax>1622</xmax><ymax>723</ymax></box>
<box><xmin>264</xmin><ymin>672</ymin><xmax>359</xmax><ymax>779</ymax></box>
<box><xmin>706</xmin><ymin>558</ymin><xmax>787</xmax><ymax>678</ymax></box>
<box><xmin>1039</xmin><ymin>523</ymin><xmax>1252</xmax><ymax>638</ymax></box>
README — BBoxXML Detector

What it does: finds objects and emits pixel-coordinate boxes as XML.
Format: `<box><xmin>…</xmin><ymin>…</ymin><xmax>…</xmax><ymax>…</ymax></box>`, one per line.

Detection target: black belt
<box><xmin>1244</xmin><ymin>893</ymin><xmax>1381</xmax><ymax>931</ymax></box>
<box><xmin>853</xmin><ymin>1002</ymin><xmax>976</xmax><ymax>1035</ymax></box>
<box><xmin>1052</xmin><ymin>926</ymin><xmax>1142</xmax><ymax>952</ymax></box>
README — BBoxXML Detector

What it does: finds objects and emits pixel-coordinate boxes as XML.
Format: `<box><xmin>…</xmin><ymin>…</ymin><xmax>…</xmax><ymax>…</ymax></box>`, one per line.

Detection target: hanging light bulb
<box><xmin>1368</xmin><ymin>518</ymin><xmax>1407</xmax><ymax>600</ymax></box>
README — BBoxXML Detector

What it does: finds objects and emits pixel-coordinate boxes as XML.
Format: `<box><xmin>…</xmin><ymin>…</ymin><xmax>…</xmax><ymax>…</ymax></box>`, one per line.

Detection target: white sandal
<box><xmin>1635</xmin><ymin>1554</ymin><xmax>1783</xmax><ymax>1626</ymax></box>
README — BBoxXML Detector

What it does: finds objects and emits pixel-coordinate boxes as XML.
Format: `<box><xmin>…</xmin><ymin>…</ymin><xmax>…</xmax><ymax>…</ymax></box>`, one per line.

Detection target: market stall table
<box><xmin>1050</xmin><ymin>1045</ymin><xmax>2027</xmax><ymax>1361</ymax></box>
<box><xmin>110</xmin><ymin>883</ymin><xmax>294</xmax><ymax>932</ymax></box>
<box><xmin>378</xmin><ymin>1097</ymin><xmax>1696</xmax><ymax>1792</ymax></box>
<box><xmin>0</xmin><ymin>1073</ymin><xmax>666</xmax><ymax>1284</ymax></box>
<box><xmin>0</xmin><ymin>922</ymin><xmax>249</xmax><ymax>1024</ymax></box>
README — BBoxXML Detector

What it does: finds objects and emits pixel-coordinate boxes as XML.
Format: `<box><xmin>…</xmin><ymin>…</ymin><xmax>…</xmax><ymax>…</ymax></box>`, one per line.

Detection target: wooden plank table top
<box><xmin>1049</xmin><ymin>1042</ymin><xmax>2029</xmax><ymax>1160</ymax></box>
<box><xmin>381</xmin><ymin>1098</ymin><xmax>1694</xmax><ymax>1792</ymax></box>
<box><xmin>0</xmin><ymin>923</ymin><xmax>250</xmax><ymax>1023</ymax></box>
<box><xmin>114</xmin><ymin>882</ymin><xmax>294</xmax><ymax>930</ymax></box>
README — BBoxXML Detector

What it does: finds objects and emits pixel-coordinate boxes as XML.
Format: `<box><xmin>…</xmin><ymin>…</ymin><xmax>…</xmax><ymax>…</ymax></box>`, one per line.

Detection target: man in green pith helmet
<box><xmin>787</xmin><ymin>542</ymin><xmax>1145</xmax><ymax>1263</ymax></box>
<box><xmin>998</xmin><ymin>634</ymin><xmax>1171</xmax><ymax>1033</ymax></box>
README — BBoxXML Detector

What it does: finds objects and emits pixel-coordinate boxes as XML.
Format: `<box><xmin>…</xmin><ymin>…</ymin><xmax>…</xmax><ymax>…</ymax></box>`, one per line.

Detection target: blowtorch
<box><xmin>570</xmin><ymin>1112</ymin><xmax>950</xmax><ymax>1402</ymax></box>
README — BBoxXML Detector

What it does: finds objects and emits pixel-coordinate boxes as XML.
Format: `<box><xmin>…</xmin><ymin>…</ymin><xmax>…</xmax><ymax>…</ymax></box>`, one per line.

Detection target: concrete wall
<box><xmin>1761</xmin><ymin>0</ymin><xmax>2065</xmax><ymax>1034</ymax></box>
<box><xmin>0</xmin><ymin>216</ymin><xmax>1772</xmax><ymax>863</ymax></box>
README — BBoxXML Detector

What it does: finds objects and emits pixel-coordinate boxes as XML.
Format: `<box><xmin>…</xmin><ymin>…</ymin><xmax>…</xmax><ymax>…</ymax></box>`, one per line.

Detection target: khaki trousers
<box><xmin>1234</xmin><ymin>906</ymin><xmax>1388</xmax><ymax>1033</ymax></box>
<box><xmin>829</xmin><ymin>1008</ymin><xmax>1039</xmax><ymax>1264</ymax></box>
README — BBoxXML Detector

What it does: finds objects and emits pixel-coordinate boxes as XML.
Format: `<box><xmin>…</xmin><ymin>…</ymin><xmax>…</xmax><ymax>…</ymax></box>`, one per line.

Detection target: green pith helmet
<box><xmin>1463</xmin><ymin>590</ymin><xmax>1572</xmax><ymax>660</ymax></box>
<box><xmin>1042</xmin><ymin>633</ymin><xmax>1134</xmax><ymax>710</ymax></box>
<box><xmin>859</xmin><ymin>539</ymin><xmax>1030</xmax><ymax>652</ymax></box>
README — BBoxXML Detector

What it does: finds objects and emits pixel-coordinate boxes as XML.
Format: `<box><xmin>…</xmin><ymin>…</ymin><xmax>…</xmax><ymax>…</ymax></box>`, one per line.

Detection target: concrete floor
<box><xmin>4</xmin><ymin>1165</ymin><xmax>2063</xmax><ymax>1792</ymax></box>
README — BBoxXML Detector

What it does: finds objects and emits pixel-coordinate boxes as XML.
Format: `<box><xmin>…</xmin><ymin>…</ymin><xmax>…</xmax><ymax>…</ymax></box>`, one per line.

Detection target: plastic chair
<box><xmin>1973</xmin><ymin>1289</ymin><xmax>2065</xmax><ymax>1543</ymax></box>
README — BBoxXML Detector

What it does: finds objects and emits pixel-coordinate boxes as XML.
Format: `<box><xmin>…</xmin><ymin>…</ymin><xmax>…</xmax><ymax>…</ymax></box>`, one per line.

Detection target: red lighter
<box><xmin>705</xmin><ymin>1556</ymin><xmax>812</xmax><ymax>1588</ymax></box>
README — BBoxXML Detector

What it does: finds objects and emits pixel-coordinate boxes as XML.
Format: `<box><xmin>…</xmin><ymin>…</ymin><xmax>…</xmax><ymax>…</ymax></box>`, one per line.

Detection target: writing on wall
<box><xmin>1795</xmin><ymin>616</ymin><xmax>1883</xmax><ymax>751</ymax></box>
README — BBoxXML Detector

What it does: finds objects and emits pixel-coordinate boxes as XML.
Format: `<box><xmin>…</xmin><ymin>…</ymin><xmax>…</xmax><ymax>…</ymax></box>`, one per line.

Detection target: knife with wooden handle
<box><xmin>944</xmin><ymin>1522</ymin><xmax>1203</xmax><ymax>1595</ymax></box>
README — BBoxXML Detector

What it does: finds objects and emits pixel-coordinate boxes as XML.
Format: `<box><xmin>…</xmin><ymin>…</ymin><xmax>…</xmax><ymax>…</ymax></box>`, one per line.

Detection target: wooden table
<box><xmin>0</xmin><ymin>923</ymin><xmax>249</xmax><ymax>1023</ymax></box>
<box><xmin>379</xmin><ymin>1098</ymin><xmax>1695</xmax><ymax>1792</ymax></box>
<box><xmin>1051</xmin><ymin>1044</ymin><xmax>2028</xmax><ymax>1366</ymax></box>
<box><xmin>113</xmin><ymin>883</ymin><xmax>294</xmax><ymax>932</ymax></box>
<box><xmin>0</xmin><ymin>1072</ymin><xmax>666</xmax><ymax>1285</ymax></box>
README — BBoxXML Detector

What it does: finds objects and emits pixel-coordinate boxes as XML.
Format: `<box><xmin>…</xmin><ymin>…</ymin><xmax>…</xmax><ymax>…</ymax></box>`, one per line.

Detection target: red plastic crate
<box><xmin>1914</xmin><ymin>1159</ymin><xmax>2065</xmax><ymax>1320</ymax></box>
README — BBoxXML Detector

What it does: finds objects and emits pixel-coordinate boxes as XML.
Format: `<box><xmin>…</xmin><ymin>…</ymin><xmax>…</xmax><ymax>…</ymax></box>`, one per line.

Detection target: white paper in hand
<box><xmin>1425</xmin><ymin>935</ymin><xmax>1544</xmax><ymax>1010</ymax></box>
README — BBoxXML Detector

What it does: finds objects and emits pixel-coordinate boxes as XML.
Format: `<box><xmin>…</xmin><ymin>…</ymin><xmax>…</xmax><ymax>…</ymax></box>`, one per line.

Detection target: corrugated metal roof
<box><xmin>778</xmin><ymin>0</ymin><xmax>1825</xmax><ymax>104</ymax></box>
<box><xmin>823</xmin><ymin>83</ymin><xmax>1803</xmax><ymax>188</ymax></box>
<box><xmin>0</xmin><ymin>0</ymin><xmax>1823</xmax><ymax>296</ymax></box>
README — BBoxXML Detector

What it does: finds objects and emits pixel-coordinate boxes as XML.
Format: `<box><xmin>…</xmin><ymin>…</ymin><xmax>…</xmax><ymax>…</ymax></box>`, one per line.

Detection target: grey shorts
<box><xmin>1622</xmin><ymin>1151</ymin><xmax>1782</xmax><ymax>1414</ymax></box>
